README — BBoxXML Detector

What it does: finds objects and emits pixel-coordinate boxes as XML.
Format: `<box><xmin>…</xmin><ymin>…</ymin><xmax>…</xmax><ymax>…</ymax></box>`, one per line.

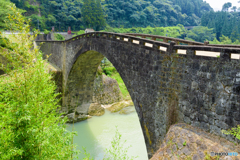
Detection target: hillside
<box><xmin>10</xmin><ymin>0</ymin><xmax>213</xmax><ymax>31</ymax></box>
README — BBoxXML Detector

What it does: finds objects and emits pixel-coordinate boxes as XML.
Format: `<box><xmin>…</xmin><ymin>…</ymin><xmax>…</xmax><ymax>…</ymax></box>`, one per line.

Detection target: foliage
<box><xmin>100</xmin><ymin>58</ymin><xmax>130</xmax><ymax>100</ymax></box>
<box><xmin>208</xmin><ymin>35</ymin><xmax>240</xmax><ymax>45</ymax></box>
<box><xmin>82</xmin><ymin>147</ymin><xmax>94</xmax><ymax>160</ymax></box>
<box><xmin>81</xmin><ymin>0</ymin><xmax>105</xmax><ymax>30</ymax></box>
<box><xmin>43</xmin><ymin>29</ymin><xmax>50</xmax><ymax>34</ymax></box>
<box><xmin>0</xmin><ymin>35</ymin><xmax>13</xmax><ymax>49</ymax></box>
<box><xmin>95</xmin><ymin>0</ymin><xmax>106</xmax><ymax>30</ymax></box>
<box><xmin>103</xmin><ymin>67</ymin><xmax>116</xmax><ymax>76</ymax></box>
<box><xmin>9</xmin><ymin>0</ymin><xmax>212</xmax><ymax>31</ymax></box>
<box><xmin>0</xmin><ymin>0</ymin><xmax>23</xmax><ymax>30</ymax></box>
<box><xmin>201</xmin><ymin>10</ymin><xmax>240</xmax><ymax>43</ymax></box>
<box><xmin>104</xmin><ymin>127</ymin><xmax>137</xmax><ymax>160</ymax></box>
<box><xmin>102</xmin><ymin>25</ymin><xmax>218</xmax><ymax>43</ymax></box>
<box><xmin>103</xmin><ymin>0</ymin><xmax>212</xmax><ymax>28</ymax></box>
<box><xmin>183</xmin><ymin>141</ymin><xmax>186</xmax><ymax>146</ymax></box>
<box><xmin>54</xmin><ymin>33</ymin><xmax>65</xmax><ymax>41</ymax></box>
<box><xmin>0</xmin><ymin>4</ymin><xmax>79</xmax><ymax>159</ymax></box>
<box><xmin>222</xmin><ymin>2</ymin><xmax>232</xmax><ymax>11</ymax></box>
<box><xmin>73</xmin><ymin>30</ymin><xmax>85</xmax><ymax>37</ymax></box>
<box><xmin>222</xmin><ymin>125</ymin><xmax>240</xmax><ymax>140</ymax></box>
<box><xmin>185</xmin><ymin>26</ymin><xmax>215</xmax><ymax>42</ymax></box>
<box><xmin>103</xmin><ymin>24</ymin><xmax>186</xmax><ymax>38</ymax></box>
<box><xmin>81</xmin><ymin>0</ymin><xmax>96</xmax><ymax>28</ymax></box>
<box><xmin>11</xmin><ymin>0</ymin><xmax>83</xmax><ymax>31</ymax></box>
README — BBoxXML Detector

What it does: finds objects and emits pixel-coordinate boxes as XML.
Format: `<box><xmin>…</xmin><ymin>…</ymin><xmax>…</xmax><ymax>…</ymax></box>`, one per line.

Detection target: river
<box><xmin>66</xmin><ymin>106</ymin><xmax>148</xmax><ymax>160</ymax></box>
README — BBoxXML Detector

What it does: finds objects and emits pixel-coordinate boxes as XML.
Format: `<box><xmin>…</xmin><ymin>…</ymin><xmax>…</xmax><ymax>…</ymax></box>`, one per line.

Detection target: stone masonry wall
<box><xmin>177</xmin><ymin>53</ymin><xmax>240</xmax><ymax>143</ymax></box>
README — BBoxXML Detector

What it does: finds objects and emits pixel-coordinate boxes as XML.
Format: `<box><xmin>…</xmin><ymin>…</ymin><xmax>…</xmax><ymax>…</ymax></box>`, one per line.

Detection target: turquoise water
<box><xmin>66</xmin><ymin>106</ymin><xmax>148</xmax><ymax>160</ymax></box>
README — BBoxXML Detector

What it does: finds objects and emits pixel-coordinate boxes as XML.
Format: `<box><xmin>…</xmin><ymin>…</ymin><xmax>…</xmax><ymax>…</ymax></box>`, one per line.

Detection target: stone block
<box><xmin>210</xmin><ymin>125</ymin><xmax>221</xmax><ymax>135</ymax></box>
<box><xmin>200</xmin><ymin>122</ymin><xmax>210</xmax><ymax>131</ymax></box>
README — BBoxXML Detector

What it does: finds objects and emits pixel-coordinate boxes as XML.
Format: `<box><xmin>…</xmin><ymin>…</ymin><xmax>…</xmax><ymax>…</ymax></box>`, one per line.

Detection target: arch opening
<box><xmin>63</xmin><ymin>49</ymin><xmax>149</xmax><ymax>158</ymax></box>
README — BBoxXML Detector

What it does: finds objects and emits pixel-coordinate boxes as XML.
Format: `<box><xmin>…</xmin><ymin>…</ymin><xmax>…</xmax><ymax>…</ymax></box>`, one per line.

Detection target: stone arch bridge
<box><xmin>36</xmin><ymin>32</ymin><xmax>240</xmax><ymax>158</ymax></box>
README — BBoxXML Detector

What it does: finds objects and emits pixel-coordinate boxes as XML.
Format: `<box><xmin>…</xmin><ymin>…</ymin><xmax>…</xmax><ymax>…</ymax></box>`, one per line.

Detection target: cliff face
<box><xmin>151</xmin><ymin>123</ymin><xmax>240</xmax><ymax>160</ymax></box>
<box><xmin>93</xmin><ymin>74</ymin><xmax>122</xmax><ymax>105</ymax></box>
<box><xmin>66</xmin><ymin>68</ymin><xmax>123</xmax><ymax>123</ymax></box>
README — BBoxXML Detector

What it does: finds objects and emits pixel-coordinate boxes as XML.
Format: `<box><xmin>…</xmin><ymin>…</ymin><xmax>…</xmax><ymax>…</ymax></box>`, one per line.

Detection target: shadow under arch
<box><xmin>63</xmin><ymin>45</ymin><xmax>153</xmax><ymax>155</ymax></box>
<box><xmin>64</xmin><ymin>49</ymin><xmax>150</xmax><ymax>157</ymax></box>
<box><xmin>63</xmin><ymin>50</ymin><xmax>104</xmax><ymax>114</ymax></box>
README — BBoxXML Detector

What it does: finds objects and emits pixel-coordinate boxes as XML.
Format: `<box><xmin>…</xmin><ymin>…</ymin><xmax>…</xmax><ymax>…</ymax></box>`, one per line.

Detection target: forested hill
<box><xmin>104</xmin><ymin>0</ymin><xmax>212</xmax><ymax>28</ymax></box>
<box><xmin>10</xmin><ymin>0</ymin><xmax>213</xmax><ymax>31</ymax></box>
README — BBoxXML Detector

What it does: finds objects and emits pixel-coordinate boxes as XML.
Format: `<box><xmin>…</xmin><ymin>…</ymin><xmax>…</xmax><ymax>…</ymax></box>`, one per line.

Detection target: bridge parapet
<box><xmin>173</xmin><ymin>44</ymin><xmax>240</xmax><ymax>59</ymax></box>
<box><xmin>36</xmin><ymin>32</ymin><xmax>240</xmax><ymax>59</ymax></box>
<box><xmin>124</xmin><ymin>33</ymin><xmax>204</xmax><ymax>45</ymax></box>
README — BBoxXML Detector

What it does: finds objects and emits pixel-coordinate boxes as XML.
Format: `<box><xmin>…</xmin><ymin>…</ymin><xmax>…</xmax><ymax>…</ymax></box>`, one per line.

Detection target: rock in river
<box><xmin>106</xmin><ymin>100</ymin><xmax>134</xmax><ymax>113</ymax></box>
<box><xmin>88</xmin><ymin>103</ymin><xmax>105</xmax><ymax>116</ymax></box>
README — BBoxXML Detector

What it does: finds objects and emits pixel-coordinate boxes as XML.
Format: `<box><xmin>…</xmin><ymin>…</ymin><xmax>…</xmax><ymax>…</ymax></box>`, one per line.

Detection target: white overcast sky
<box><xmin>204</xmin><ymin>0</ymin><xmax>240</xmax><ymax>11</ymax></box>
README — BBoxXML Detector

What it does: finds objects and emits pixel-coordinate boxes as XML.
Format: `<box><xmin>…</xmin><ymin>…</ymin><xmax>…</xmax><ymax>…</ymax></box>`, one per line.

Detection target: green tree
<box><xmin>221</xmin><ymin>17</ymin><xmax>232</xmax><ymax>37</ymax></box>
<box><xmin>95</xmin><ymin>0</ymin><xmax>106</xmax><ymax>30</ymax></box>
<box><xmin>0</xmin><ymin>4</ymin><xmax>79</xmax><ymax>159</ymax></box>
<box><xmin>0</xmin><ymin>0</ymin><xmax>16</xmax><ymax>30</ymax></box>
<box><xmin>231</xmin><ymin>6</ymin><xmax>237</xmax><ymax>12</ymax></box>
<box><xmin>82</xmin><ymin>0</ymin><xmax>96</xmax><ymax>28</ymax></box>
<box><xmin>186</xmin><ymin>26</ymin><xmax>215</xmax><ymax>42</ymax></box>
<box><xmin>230</xmin><ymin>25</ymin><xmax>240</xmax><ymax>42</ymax></box>
<box><xmin>222</xmin><ymin>2</ymin><xmax>232</xmax><ymax>11</ymax></box>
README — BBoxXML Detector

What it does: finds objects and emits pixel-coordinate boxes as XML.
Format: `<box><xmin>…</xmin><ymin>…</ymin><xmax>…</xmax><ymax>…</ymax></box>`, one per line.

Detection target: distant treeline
<box><xmin>8</xmin><ymin>0</ymin><xmax>212</xmax><ymax>31</ymax></box>
<box><xmin>201</xmin><ymin>11</ymin><xmax>240</xmax><ymax>43</ymax></box>
<box><xmin>96</xmin><ymin>25</ymin><xmax>237</xmax><ymax>44</ymax></box>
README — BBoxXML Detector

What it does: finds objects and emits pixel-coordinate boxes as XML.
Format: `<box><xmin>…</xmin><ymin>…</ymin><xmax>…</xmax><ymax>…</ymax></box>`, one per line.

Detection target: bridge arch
<box><xmin>37</xmin><ymin>32</ymin><xmax>240</xmax><ymax>158</ymax></box>
<box><xmin>37</xmin><ymin>33</ymin><xmax>173</xmax><ymax>158</ymax></box>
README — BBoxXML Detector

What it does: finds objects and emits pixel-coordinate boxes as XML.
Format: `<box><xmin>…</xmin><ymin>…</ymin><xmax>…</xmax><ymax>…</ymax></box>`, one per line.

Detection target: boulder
<box><xmin>106</xmin><ymin>100</ymin><xmax>134</xmax><ymax>113</ymax></box>
<box><xmin>150</xmin><ymin>123</ymin><xmax>240</xmax><ymax>160</ymax></box>
<box><xmin>88</xmin><ymin>103</ymin><xmax>105</xmax><ymax>116</ymax></box>
<box><xmin>119</xmin><ymin>106</ymin><xmax>135</xmax><ymax>115</ymax></box>
<box><xmin>77</xmin><ymin>115</ymin><xmax>89</xmax><ymax>121</ymax></box>
<box><xmin>66</xmin><ymin>113</ymin><xmax>76</xmax><ymax>123</ymax></box>
<box><xmin>93</xmin><ymin>74</ymin><xmax>122</xmax><ymax>104</ymax></box>
<box><xmin>66</xmin><ymin>113</ymin><xmax>91</xmax><ymax>123</ymax></box>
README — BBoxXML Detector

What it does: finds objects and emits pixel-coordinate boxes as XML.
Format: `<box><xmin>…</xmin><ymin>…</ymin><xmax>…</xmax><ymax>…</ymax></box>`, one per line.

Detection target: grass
<box><xmin>107</xmin><ymin>72</ymin><xmax>131</xmax><ymax>100</ymax></box>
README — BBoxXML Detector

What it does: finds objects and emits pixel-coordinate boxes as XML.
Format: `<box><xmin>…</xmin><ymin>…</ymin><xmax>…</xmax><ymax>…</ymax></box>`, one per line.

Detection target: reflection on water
<box><xmin>66</xmin><ymin>106</ymin><xmax>148</xmax><ymax>160</ymax></box>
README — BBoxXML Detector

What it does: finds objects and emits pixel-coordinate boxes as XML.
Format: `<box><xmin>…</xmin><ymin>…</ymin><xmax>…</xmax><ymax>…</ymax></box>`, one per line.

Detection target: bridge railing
<box><xmin>173</xmin><ymin>42</ymin><xmax>240</xmax><ymax>60</ymax></box>
<box><xmin>123</xmin><ymin>33</ymin><xmax>204</xmax><ymax>46</ymax></box>
<box><xmin>64</xmin><ymin>31</ymin><xmax>171</xmax><ymax>52</ymax></box>
<box><xmin>36</xmin><ymin>31</ymin><xmax>240</xmax><ymax>59</ymax></box>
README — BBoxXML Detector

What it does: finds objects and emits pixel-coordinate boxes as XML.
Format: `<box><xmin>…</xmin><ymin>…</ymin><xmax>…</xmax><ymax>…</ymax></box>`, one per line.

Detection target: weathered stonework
<box><xmin>36</xmin><ymin>32</ymin><xmax>240</xmax><ymax>158</ymax></box>
<box><xmin>93</xmin><ymin>74</ymin><xmax>122</xmax><ymax>104</ymax></box>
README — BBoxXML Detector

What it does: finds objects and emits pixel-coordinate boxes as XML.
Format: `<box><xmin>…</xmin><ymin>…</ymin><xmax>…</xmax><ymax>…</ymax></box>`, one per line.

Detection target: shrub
<box><xmin>222</xmin><ymin>125</ymin><xmax>240</xmax><ymax>140</ymax></box>
<box><xmin>43</xmin><ymin>29</ymin><xmax>50</xmax><ymax>34</ymax></box>
<box><xmin>54</xmin><ymin>33</ymin><xmax>65</xmax><ymax>41</ymax></box>
<box><xmin>104</xmin><ymin>127</ymin><xmax>137</xmax><ymax>160</ymax></box>
<box><xmin>0</xmin><ymin>4</ymin><xmax>78</xmax><ymax>159</ymax></box>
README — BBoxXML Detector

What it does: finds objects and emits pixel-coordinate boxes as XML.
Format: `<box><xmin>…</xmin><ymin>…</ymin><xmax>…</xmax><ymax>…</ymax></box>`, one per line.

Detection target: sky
<box><xmin>204</xmin><ymin>0</ymin><xmax>240</xmax><ymax>11</ymax></box>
